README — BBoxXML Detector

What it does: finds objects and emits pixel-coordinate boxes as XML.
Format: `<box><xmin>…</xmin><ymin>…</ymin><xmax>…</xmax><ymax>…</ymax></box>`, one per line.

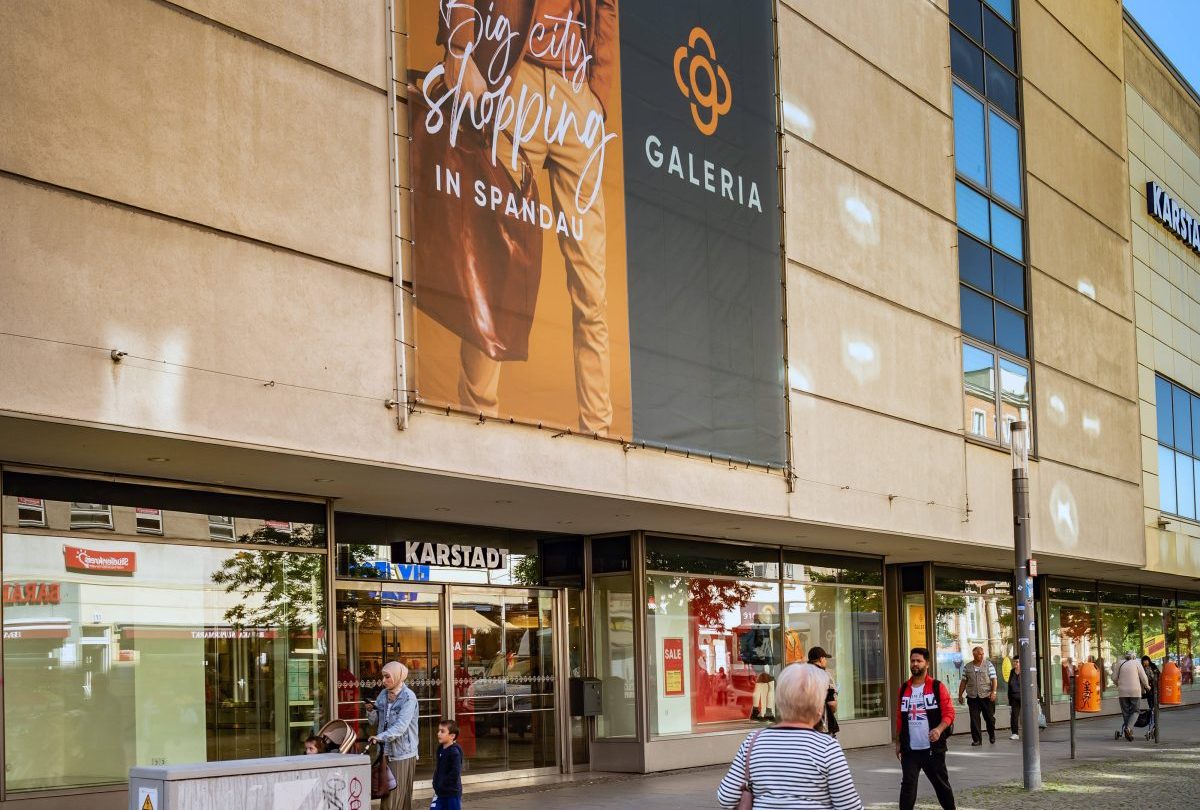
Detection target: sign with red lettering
<box><xmin>3</xmin><ymin>582</ymin><xmax>61</xmax><ymax>606</ymax></box>
<box><xmin>63</xmin><ymin>545</ymin><xmax>137</xmax><ymax>574</ymax></box>
<box><xmin>663</xmin><ymin>637</ymin><xmax>685</xmax><ymax>696</ymax></box>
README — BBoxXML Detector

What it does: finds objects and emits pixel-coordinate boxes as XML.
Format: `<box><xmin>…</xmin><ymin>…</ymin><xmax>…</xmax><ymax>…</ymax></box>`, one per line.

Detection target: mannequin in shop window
<box><xmin>740</xmin><ymin>610</ymin><xmax>778</xmax><ymax>721</ymax></box>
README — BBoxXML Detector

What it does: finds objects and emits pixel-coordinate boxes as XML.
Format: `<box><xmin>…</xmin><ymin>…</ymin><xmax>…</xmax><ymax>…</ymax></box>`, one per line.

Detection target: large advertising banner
<box><xmin>407</xmin><ymin>1</ymin><xmax>785</xmax><ymax>466</ymax></box>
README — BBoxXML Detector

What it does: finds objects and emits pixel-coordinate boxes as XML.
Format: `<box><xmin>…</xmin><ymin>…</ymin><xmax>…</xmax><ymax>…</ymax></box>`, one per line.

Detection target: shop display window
<box><xmin>593</xmin><ymin>574</ymin><xmax>636</xmax><ymax>738</ymax></box>
<box><xmin>1</xmin><ymin>481</ymin><xmax>327</xmax><ymax>794</ymax></box>
<box><xmin>1098</xmin><ymin>603</ymin><xmax>1141</xmax><ymax>697</ymax></box>
<box><xmin>932</xmin><ymin>573</ymin><xmax>1015</xmax><ymax>707</ymax></box>
<box><xmin>1180</xmin><ymin>598</ymin><xmax>1200</xmax><ymax>690</ymax></box>
<box><xmin>1048</xmin><ymin>600</ymin><xmax>1098</xmax><ymax>703</ymax></box>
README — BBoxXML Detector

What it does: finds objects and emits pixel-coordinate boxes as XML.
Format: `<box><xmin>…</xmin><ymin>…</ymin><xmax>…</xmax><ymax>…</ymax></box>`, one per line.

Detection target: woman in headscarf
<box><xmin>369</xmin><ymin>661</ymin><xmax>420</xmax><ymax>810</ymax></box>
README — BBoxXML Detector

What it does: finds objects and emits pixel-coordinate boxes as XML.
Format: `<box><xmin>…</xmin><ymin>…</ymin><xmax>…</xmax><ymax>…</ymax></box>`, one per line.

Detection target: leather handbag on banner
<box><xmin>409</xmin><ymin>71</ymin><xmax>543</xmax><ymax>361</ymax></box>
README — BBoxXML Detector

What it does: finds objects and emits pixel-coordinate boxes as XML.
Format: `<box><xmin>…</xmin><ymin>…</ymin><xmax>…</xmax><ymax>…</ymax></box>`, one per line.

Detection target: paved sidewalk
<box><xmin>465</xmin><ymin>704</ymin><xmax>1200</xmax><ymax>809</ymax></box>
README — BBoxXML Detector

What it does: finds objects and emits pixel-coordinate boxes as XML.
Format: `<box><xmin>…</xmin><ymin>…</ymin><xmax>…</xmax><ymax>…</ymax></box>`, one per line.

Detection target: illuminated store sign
<box><xmin>63</xmin><ymin>545</ymin><xmax>137</xmax><ymax>574</ymax></box>
<box><xmin>393</xmin><ymin>541</ymin><xmax>508</xmax><ymax>571</ymax></box>
<box><xmin>1147</xmin><ymin>181</ymin><xmax>1200</xmax><ymax>255</ymax></box>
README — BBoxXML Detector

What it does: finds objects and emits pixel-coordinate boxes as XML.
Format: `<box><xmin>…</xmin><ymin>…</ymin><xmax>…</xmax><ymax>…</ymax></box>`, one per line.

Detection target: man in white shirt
<box><xmin>957</xmin><ymin>646</ymin><xmax>997</xmax><ymax>745</ymax></box>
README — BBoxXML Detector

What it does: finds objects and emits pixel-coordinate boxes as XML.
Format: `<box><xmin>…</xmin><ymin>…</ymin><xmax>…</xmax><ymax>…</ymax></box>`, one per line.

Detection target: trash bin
<box><xmin>1074</xmin><ymin>661</ymin><xmax>1101</xmax><ymax>712</ymax></box>
<box><xmin>129</xmin><ymin>753</ymin><xmax>369</xmax><ymax>810</ymax></box>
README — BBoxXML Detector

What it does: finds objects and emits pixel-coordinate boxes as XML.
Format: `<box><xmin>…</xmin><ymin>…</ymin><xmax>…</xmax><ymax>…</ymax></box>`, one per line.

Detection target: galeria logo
<box><xmin>673</xmin><ymin>27</ymin><xmax>732</xmax><ymax>136</ymax></box>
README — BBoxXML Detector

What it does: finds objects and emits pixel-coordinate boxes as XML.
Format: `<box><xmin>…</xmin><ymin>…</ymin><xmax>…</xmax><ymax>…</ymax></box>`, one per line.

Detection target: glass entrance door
<box><xmin>451</xmin><ymin>590</ymin><xmax>558</xmax><ymax>778</ymax></box>
<box><xmin>334</xmin><ymin>584</ymin><xmax>443</xmax><ymax>780</ymax></box>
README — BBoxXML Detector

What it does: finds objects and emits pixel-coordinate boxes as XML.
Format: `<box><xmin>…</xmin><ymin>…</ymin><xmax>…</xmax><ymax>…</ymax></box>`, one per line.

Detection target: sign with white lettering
<box><xmin>404</xmin><ymin>0</ymin><xmax>784</xmax><ymax>466</ymax></box>
<box><xmin>63</xmin><ymin>545</ymin><xmax>136</xmax><ymax>574</ymax></box>
<box><xmin>391</xmin><ymin>541</ymin><xmax>509</xmax><ymax>571</ymax></box>
<box><xmin>1147</xmin><ymin>181</ymin><xmax>1200</xmax><ymax>255</ymax></box>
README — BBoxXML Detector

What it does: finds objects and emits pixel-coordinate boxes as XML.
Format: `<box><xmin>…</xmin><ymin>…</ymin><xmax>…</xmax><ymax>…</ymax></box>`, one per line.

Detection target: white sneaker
<box><xmin>1010</xmin><ymin>733</ymin><xmax>1019</xmax><ymax>740</ymax></box>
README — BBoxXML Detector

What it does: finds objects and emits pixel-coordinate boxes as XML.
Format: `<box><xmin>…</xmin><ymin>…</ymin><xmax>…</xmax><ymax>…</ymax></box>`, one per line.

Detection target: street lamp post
<box><xmin>1010</xmin><ymin>420</ymin><xmax>1042</xmax><ymax>790</ymax></box>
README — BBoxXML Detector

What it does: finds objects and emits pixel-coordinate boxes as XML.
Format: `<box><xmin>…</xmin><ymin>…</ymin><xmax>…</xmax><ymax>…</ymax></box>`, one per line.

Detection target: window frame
<box><xmin>208</xmin><ymin>514</ymin><xmax>236</xmax><ymax>542</ymax></box>
<box><xmin>1156</xmin><ymin>375</ymin><xmax>1200</xmax><ymax>523</ymax></box>
<box><xmin>962</xmin><ymin>337</ymin><xmax>1032</xmax><ymax>449</ymax></box>
<box><xmin>16</xmin><ymin>497</ymin><xmax>46</xmax><ymax>528</ymax></box>
<box><xmin>134</xmin><ymin>507</ymin><xmax>164</xmax><ymax>536</ymax></box>
<box><xmin>69</xmin><ymin>502</ymin><xmax>113</xmax><ymax>530</ymax></box>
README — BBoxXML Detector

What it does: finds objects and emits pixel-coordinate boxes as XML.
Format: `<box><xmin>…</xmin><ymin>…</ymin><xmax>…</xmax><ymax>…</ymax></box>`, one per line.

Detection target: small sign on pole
<box><xmin>1028</xmin><ymin>558</ymin><xmax>1038</xmax><ymax>577</ymax></box>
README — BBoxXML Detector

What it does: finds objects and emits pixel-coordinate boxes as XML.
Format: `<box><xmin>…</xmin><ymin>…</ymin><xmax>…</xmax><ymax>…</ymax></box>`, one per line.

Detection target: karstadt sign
<box><xmin>1147</xmin><ymin>181</ymin><xmax>1200</xmax><ymax>255</ymax></box>
<box><xmin>392</xmin><ymin>541</ymin><xmax>509</xmax><ymax>571</ymax></box>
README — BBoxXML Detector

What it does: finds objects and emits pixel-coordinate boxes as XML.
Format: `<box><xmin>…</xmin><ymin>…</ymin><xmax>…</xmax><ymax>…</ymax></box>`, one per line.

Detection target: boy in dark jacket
<box><xmin>432</xmin><ymin>719</ymin><xmax>464</xmax><ymax>810</ymax></box>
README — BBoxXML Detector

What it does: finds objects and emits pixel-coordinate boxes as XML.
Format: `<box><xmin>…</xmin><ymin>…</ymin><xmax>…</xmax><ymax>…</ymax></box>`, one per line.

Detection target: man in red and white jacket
<box><xmin>894</xmin><ymin>647</ymin><xmax>957</xmax><ymax>810</ymax></box>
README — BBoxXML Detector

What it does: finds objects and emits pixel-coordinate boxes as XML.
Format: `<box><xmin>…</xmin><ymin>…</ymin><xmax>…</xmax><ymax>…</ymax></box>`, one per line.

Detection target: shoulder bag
<box><xmin>736</xmin><ymin>730</ymin><xmax>764</xmax><ymax>810</ymax></box>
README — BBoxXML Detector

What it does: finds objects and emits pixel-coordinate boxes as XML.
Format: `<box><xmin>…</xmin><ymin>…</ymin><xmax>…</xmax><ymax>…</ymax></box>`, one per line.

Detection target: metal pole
<box><xmin>1069</xmin><ymin>672</ymin><xmax>1076</xmax><ymax>759</ymax></box>
<box><xmin>1154</xmin><ymin>687</ymin><xmax>1160</xmax><ymax>744</ymax></box>
<box><xmin>1013</xmin><ymin>462</ymin><xmax>1043</xmax><ymax>790</ymax></box>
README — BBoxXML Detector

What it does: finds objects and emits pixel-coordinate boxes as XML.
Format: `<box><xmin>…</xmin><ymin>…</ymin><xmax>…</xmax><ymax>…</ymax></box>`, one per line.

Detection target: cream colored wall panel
<box><xmin>0</xmin><ymin>0</ymin><xmax>391</xmax><ymax>275</ymax></box>
<box><xmin>0</xmin><ymin>178</ymin><xmax>395</xmax><ymax>403</ymax></box>
<box><xmin>786</xmin><ymin>266</ymin><xmax>962</xmax><ymax>433</ymax></box>
<box><xmin>1024</xmin><ymin>87</ymin><xmax>1129</xmax><ymax>237</ymax></box>
<box><xmin>788</xmin><ymin>397</ymin><xmax>971</xmax><ymax>542</ymax></box>
<box><xmin>172</xmin><ymin>0</ymin><xmax>387</xmax><ymax>87</ymax></box>
<box><xmin>784</xmin><ymin>140</ymin><xmax>959</xmax><ymax>326</ymax></box>
<box><xmin>1027</xmin><ymin>178</ymin><xmax>1132</xmax><ymax>319</ymax></box>
<box><xmin>777</xmin><ymin>6</ymin><xmax>953</xmax><ymax>217</ymax></box>
<box><xmin>1031</xmin><ymin>458</ymin><xmax>1144</xmax><ymax>566</ymax></box>
<box><xmin>783</xmin><ymin>0</ymin><xmax>948</xmax><ymax>110</ymax></box>
<box><xmin>1031</xmin><ymin>0</ymin><xmax>1123</xmax><ymax>77</ymax></box>
<box><xmin>1145</xmin><ymin>525</ymin><xmax>1200</xmax><ymax>579</ymax></box>
<box><xmin>1021</xmin><ymin>0</ymin><xmax>1125</xmax><ymax>154</ymax></box>
<box><xmin>1033</xmin><ymin>364</ymin><xmax>1141</xmax><ymax>483</ymax></box>
<box><xmin>1031</xmin><ymin>272</ymin><xmax>1137</xmax><ymax>400</ymax></box>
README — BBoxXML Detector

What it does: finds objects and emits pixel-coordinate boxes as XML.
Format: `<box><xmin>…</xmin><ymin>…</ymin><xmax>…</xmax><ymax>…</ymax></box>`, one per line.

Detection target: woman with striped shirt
<box><xmin>716</xmin><ymin>663</ymin><xmax>863</xmax><ymax>809</ymax></box>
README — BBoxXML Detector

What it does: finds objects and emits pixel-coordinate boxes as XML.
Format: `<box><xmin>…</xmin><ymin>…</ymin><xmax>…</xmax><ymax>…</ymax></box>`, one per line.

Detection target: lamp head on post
<box><xmin>1010</xmin><ymin>420</ymin><xmax>1029</xmax><ymax>476</ymax></box>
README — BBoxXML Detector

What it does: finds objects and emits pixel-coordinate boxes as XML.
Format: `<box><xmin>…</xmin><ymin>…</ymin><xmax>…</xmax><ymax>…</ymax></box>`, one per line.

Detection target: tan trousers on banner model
<box><xmin>458</xmin><ymin>60</ymin><xmax>613</xmax><ymax>433</ymax></box>
<box><xmin>383</xmin><ymin>755</ymin><xmax>416</xmax><ymax>810</ymax></box>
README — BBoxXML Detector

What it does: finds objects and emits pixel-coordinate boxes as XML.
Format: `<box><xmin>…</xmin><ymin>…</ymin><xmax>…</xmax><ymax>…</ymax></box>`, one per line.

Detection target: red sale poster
<box><xmin>664</xmin><ymin>637</ymin><xmax>685</xmax><ymax>696</ymax></box>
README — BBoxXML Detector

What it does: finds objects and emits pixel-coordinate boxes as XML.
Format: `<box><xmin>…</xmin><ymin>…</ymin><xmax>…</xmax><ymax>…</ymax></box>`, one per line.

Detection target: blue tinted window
<box><xmin>956</xmin><ymin>181</ymin><xmax>990</xmax><ymax>242</ymax></box>
<box><xmin>1174</xmin><ymin>386</ymin><xmax>1192</xmax><ymax>454</ymax></box>
<box><xmin>1157</xmin><ymin>377</ymin><xmax>1174</xmax><ymax>445</ymax></box>
<box><xmin>983</xmin><ymin>8</ymin><xmax>1016</xmax><ymax>71</ymax></box>
<box><xmin>986</xmin><ymin>57</ymin><xmax>1018</xmax><ymax>119</ymax></box>
<box><xmin>993</xmin><ymin>253</ymin><xmax>1025</xmax><ymax>309</ymax></box>
<box><xmin>954</xmin><ymin>86</ymin><xmax>987</xmax><ymax>186</ymax></box>
<box><xmin>995</xmin><ymin>304</ymin><xmax>1027</xmax><ymax>357</ymax></box>
<box><xmin>1193</xmin><ymin>395</ymin><xmax>1200</xmax><ymax>453</ymax></box>
<box><xmin>1178</xmin><ymin>453</ymin><xmax>1196</xmax><ymax>519</ymax></box>
<box><xmin>951</xmin><ymin>0</ymin><xmax>983</xmax><ymax>41</ymax></box>
<box><xmin>989</xmin><ymin>111</ymin><xmax>1022</xmax><ymax>208</ymax></box>
<box><xmin>990</xmin><ymin>204</ymin><xmax>1023</xmax><ymax>260</ymax></box>
<box><xmin>961</xmin><ymin>286</ymin><xmax>995</xmax><ymax>344</ymax></box>
<box><xmin>1160</xmin><ymin>446</ymin><xmax>1178</xmax><ymax>514</ymax></box>
<box><xmin>959</xmin><ymin>233</ymin><xmax>992</xmax><ymax>292</ymax></box>
<box><xmin>985</xmin><ymin>0</ymin><xmax>1014</xmax><ymax>24</ymax></box>
<box><xmin>951</xmin><ymin>29</ymin><xmax>985</xmax><ymax>93</ymax></box>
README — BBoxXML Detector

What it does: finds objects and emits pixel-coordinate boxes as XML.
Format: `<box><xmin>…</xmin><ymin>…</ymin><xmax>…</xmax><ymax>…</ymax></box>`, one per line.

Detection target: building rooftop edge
<box><xmin>1123</xmin><ymin>7</ymin><xmax>1200</xmax><ymax>109</ymax></box>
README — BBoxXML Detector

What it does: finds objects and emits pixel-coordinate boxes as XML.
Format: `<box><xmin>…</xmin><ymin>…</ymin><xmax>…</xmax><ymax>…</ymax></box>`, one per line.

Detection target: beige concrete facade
<box><xmin>2</xmin><ymin>0</ymin><xmax>1200</xmax><ymax>803</ymax></box>
<box><xmin>1124</xmin><ymin>21</ymin><xmax>1200</xmax><ymax>581</ymax></box>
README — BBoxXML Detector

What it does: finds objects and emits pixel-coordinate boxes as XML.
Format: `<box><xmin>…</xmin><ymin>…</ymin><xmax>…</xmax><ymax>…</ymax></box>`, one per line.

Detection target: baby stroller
<box><xmin>315</xmin><ymin>719</ymin><xmax>358</xmax><ymax>754</ymax></box>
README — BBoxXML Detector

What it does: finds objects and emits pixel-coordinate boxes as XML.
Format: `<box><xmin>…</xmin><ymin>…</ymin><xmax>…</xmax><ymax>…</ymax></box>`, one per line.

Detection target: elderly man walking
<box><xmin>1114</xmin><ymin>651</ymin><xmax>1150</xmax><ymax>742</ymax></box>
<box><xmin>957</xmin><ymin>646</ymin><xmax>997</xmax><ymax>746</ymax></box>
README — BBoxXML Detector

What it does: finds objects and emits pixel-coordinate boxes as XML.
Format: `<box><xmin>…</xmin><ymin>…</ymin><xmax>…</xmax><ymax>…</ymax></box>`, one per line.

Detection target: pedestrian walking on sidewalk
<box><xmin>1141</xmin><ymin>655</ymin><xmax>1160</xmax><ymax>738</ymax></box>
<box><xmin>896</xmin><ymin>648</ymin><xmax>957</xmax><ymax>810</ymax></box>
<box><xmin>807</xmin><ymin>646</ymin><xmax>839</xmax><ymax>737</ymax></box>
<box><xmin>369</xmin><ymin>661</ymin><xmax>420</xmax><ymax>810</ymax></box>
<box><xmin>957</xmin><ymin>646</ymin><xmax>997</xmax><ymax>746</ymax></box>
<box><xmin>1114</xmin><ymin>650</ymin><xmax>1150</xmax><ymax>741</ymax></box>
<box><xmin>431</xmin><ymin>719</ymin><xmax>463</xmax><ymax>810</ymax></box>
<box><xmin>1006</xmin><ymin>659</ymin><xmax>1021</xmax><ymax>740</ymax></box>
<box><xmin>717</xmin><ymin>663</ymin><xmax>863</xmax><ymax>809</ymax></box>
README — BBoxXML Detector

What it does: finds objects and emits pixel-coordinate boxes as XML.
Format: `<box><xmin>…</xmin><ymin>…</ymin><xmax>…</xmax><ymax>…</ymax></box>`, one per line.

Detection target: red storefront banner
<box><xmin>663</xmin><ymin>637</ymin><xmax>685</xmax><ymax>696</ymax></box>
<box><xmin>63</xmin><ymin>545</ymin><xmax>137</xmax><ymax>574</ymax></box>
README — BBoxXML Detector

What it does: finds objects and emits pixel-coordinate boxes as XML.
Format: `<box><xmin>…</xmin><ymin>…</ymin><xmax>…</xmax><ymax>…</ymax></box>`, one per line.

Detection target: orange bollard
<box><xmin>1160</xmin><ymin>661</ymin><xmax>1182</xmax><ymax>705</ymax></box>
<box><xmin>1075</xmin><ymin>661</ymin><xmax>1102</xmax><ymax>712</ymax></box>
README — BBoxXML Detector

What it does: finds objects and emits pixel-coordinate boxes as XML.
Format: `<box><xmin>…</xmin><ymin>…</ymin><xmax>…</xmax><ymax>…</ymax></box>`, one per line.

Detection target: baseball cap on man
<box><xmin>807</xmin><ymin>646</ymin><xmax>830</xmax><ymax>663</ymax></box>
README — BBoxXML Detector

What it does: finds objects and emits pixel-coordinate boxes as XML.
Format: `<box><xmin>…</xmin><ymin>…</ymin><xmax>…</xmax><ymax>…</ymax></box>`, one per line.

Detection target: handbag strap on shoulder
<box><xmin>743</xmin><ymin>729</ymin><xmax>764</xmax><ymax>791</ymax></box>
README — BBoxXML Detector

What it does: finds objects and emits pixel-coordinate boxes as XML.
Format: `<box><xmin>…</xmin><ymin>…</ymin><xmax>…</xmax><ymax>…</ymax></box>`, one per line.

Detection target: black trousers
<box><xmin>900</xmin><ymin>748</ymin><xmax>956</xmax><ymax>810</ymax></box>
<box><xmin>967</xmin><ymin>696</ymin><xmax>996</xmax><ymax>743</ymax></box>
<box><xmin>1009</xmin><ymin>698</ymin><xmax>1020</xmax><ymax>735</ymax></box>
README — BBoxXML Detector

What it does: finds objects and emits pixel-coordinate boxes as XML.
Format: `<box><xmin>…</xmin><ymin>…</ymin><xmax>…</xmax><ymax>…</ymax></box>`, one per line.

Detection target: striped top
<box><xmin>716</xmin><ymin>727</ymin><xmax>863</xmax><ymax>810</ymax></box>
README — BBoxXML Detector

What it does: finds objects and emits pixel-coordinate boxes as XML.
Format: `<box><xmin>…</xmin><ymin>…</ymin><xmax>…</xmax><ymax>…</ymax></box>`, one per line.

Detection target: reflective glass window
<box><xmin>950</xmin><ymin>0</ymin><xmax>983</xmax><ymax>42</ymax></box>
<box><xmin>985</xmin><ymin>0</ymin><xmax>1014</xmax><ymax>24</ymax></box>
<box><xmin>951</xmin><ymin>29</ymin><xmax>985</xmax><ymax>93</ymax></box>
<box><xmin>956</xmin><ymin>181</ymin><xmax>990</xmax><ymax>242</ymax></box>
<box><xmin>992</xmin><ymin>253</ymin><xmax>1025</xmax><ymax>309</ymax></box>
<box><xmin>999</xmin><ymin>359</ymin><xmax>1030</xmax><ymax>424</ymax></box>
<box><xmin>990</xmin><ymin>203</ymin><xmax>1024</xmax><ymax>260</ymax></box>
<box><xmin>1160</xmin><ymin>445</ymin><xmax>1178</xmax><ymax>515</ymax></box>
<box><xmin>954</xmin><ymin>86</ymin><xmax>987</xmax><ymax>186</ymax></box>
<box><xmin>1049</xmin><ymin>601</ymin><xmax>1097</xmax><ymax>702</ymax></box>
<box><xmin>1174</xmin><ymin>386</ymin><xmax>1192</xmax><ymax>454</ymax></box>
<box><xmin>986</xmin><ymin>57</ymin><xmax>1018</xmax><ymax>119</ymax></box>
<box><xmin>959</xmin><ymin>233</ymin><xmax>992</xmax><ymax>292</ymax></box>
<box><xmin>961</xmin><ymin>286</ymin><xmax>995</xmax><ymax>344</ymax></box>
<box><xmin>1193</xmin><ymin>394</ymin><xmax>1200</xmax><ymax>454</ymax></box>
<box><xmin>995</xmin><ymin>304</ymin><xmax>1027</xmax><ymax>357</ymax></box>
<box><xmin>983</xmin><ymin>8</ymin><xmax>1016</xmax><ymax>70</ymax></box>
<box><xmin>1157</xmin><ymin>376</ymin><xmax>1175</xmax><ymax>445</ymax></box>
<box><xmin>988</xmin><ymin>111</ymin><xmax>1022</xmax><ymax>208</ymax></box>
<box><xmin>963</xmin><ymin>343</ymin><xmax>997</xmax><ymax>440</ymax></box>
<box><xmin>1179</xmin><ymin>453</ymin><xmax>1197</xmax><ymax>520</ymax></box>
<box><xmin>645</xmin><ymin>537</ymin><xmax>779</xmax><ymax>579</ymax></box>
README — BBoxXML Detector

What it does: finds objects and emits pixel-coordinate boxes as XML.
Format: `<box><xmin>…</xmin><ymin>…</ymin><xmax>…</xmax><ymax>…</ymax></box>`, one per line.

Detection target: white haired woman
<box><xmin>717</xmin><ymin>663</ymin><xmax>862</xmax><ymax>809</ymax></box>
<box><xmin>368</xmin><ymin>661</ymin><xmax>420</xmax><ymax>810</ymax></box>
